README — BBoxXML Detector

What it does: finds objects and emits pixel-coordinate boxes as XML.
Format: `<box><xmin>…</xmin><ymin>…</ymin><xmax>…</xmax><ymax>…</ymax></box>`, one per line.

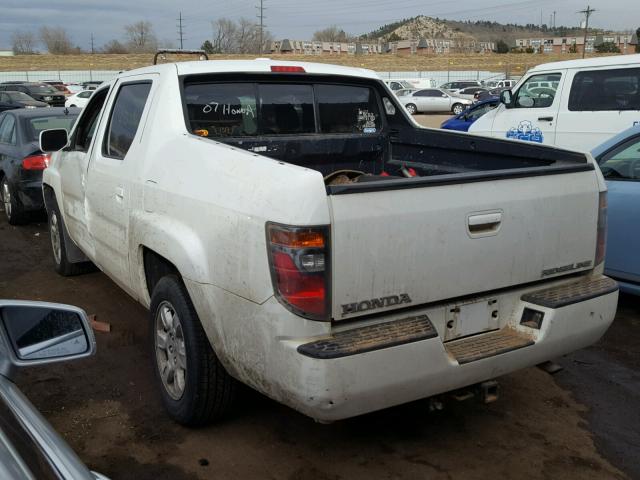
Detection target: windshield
<box><xmin>24</xmin><ymin>115</ymin><xmax>78</xmax><ymax>142</ymax></box>
<box><xmin>598</xmin><ymin>135</ymin><xmax>640</xmax><ymax>181</ymax></box>
<box><xmin>7</xmin><ymin>92</ymin><xmax>35</xmax><ymax>101</ymax></box>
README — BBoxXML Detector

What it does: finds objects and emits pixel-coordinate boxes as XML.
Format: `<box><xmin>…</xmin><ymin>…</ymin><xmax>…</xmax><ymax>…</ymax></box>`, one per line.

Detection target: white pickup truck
<box><xmin>40</xmin><ymin>59</ymin><xmax>618</xmax><ymax>426</ymax></box>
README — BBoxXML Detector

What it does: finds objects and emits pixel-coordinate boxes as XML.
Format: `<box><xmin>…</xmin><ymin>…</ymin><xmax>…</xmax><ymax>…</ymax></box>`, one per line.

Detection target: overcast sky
<box><xmin>1</xmin><ymin>0</ymin><xmax>637</xmax><ymax>50</ymax></box>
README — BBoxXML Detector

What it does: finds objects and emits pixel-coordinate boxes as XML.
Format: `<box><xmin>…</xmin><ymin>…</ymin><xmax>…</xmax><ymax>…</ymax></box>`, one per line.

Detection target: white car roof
<box><xmin>529</xmin><ymin>53</ymin><xmax>640</xmax><ymax>72</ymax></box>
<box><xmin>116</xmin><ymin>59</ymin><xmax>379</xmax><ymax>81</ymax></box>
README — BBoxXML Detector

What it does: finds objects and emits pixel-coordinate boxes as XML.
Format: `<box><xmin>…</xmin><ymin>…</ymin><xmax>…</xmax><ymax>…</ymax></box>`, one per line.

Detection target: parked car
<box><xmin>0</xmin><ymin>108</ymin><xmax>79</xmax><ymax>224</ymax></box>
<box><xmin>439</xmin><ymin>80</ymin><xmax>482</xmax><ymax>92</ymax></box>
<box><xmin>0</xmin><ymin>83</ymin><xmax>65</xmax><ymax>107</ymax></box>
<box><xmin>0</xmin><ymin>91</ymin><xmax>49</xmax><ymax>109</ymax></box>
<box><xmin>0</xmin><ymin>99</ymin><xmax>21</xmax><ymax>113</ymax></box>
<box><xmin>475</xmin><ymin>87</ymin><xmax>508</xmax><ymax>102</ymax></box>
<box><xmin>406</xmin><ymin>78</ymin><xmax>437</xmax><ymax>89</ymax></box>
<box><xmin>484</xmin><ymin>79</ymin><xmax>518</xmax><ymax>89</ymax></box>
<box><xmin>441</xmin><ymin>99</ymin><xmax>500</xmax><ymax>132</ymax></box>
<box><xmin>41</xmin><ymin>80</ymin><xmax>71</xmax><ymax>95</ymax></box>
<box><xmin>402</xmin><ymin>88</ymin><xmax>473</xmax><ymax>114</ymax></box>
<box><xmin>66</xmin><ymin>83</ymin><xmax>86</xmax><ymax>94</ymax></box>
<box><xmin>41</xmin><ymin>60</ymin><xmax>618</xmax><ymax>427</ymax></box>
<box><xmin>592</xmin><ymin>124</ymin><xmax>640</xmax><ymax>295</ymax></box>
<box><xmin>65</xmin><ymin>90</ymin><xmax>93</xmax><ymax>108</ymax></box>
<box><xmin>456</xmin><ymin>87</ymin><xmax>488</xmax><ymax>101</ymax></box>
<box><xmin>0</xmin><ymin>299</ymin><xmax>108</xmax><ymax>479</ymax></box>
<box><xmin>469</xmin><ymin>54</ymin><xmax>640</xmax><ymax>150</ymax></box>
<box><xmin>81</xmin><ymin>81</ymin><xmax>103</xmax><ymax>91</ymax></box>
<box><xmin>394</xmin><ymin>88</ymin><xmax>417</xmax><ymax>97</ymax></box>
<box><xmin>384</xmin><ymin>80</ymin><xmax>414</xmax><ymax>92</ymax></box>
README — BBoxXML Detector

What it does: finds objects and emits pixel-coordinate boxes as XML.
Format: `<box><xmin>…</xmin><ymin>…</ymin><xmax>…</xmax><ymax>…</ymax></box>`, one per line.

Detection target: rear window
<box><xmin>569</xmin><ymin>68</ymin><xmax>640</xmax><ymax>111</ymax></box>
<box><xmin>24</xmin><ymin>115</ymin><xmax>78</xmax><ymax>142</ymax></box>
<box><xmin>316</xmin><ymin>84</ymin><xmax>381</xmax><ymax>134</ymax></box>
<box><xmin>183</xmin><ymin>81</ymin><xmax>382</xmax><ymax>137</ymax></box>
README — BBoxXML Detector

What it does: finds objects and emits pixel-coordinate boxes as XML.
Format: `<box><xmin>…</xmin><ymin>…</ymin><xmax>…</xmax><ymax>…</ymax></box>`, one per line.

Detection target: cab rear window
<box><xmin>183</xmin><ymin>81</ymin><xmax>382</xmax><ymax>137</ymax></box>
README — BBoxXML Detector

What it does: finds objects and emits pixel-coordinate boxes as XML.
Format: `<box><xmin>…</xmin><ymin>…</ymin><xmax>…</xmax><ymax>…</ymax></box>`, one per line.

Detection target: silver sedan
<box><xmin>401</xmin><ymin>88</ymin><xmax>473</xmax><ymax>115</ymax></box>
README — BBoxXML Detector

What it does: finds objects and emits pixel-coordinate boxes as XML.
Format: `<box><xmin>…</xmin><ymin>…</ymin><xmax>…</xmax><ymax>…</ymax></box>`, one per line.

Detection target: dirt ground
<box><xmin>0</xmin><ymin>52</ymin><xmax>616</xmax><ymax>76</ymax></box>
<box><xmin>1</xmin><ymin>208</ymin><xmax>639</xmax><ymax>479</ymax></box>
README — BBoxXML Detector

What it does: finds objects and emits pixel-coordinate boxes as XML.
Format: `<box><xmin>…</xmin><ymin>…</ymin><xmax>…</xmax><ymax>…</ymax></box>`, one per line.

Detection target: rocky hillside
<box><xmin>365</xmin><ymin>16</ymin><xmax>471</xmax><ymax>41</ymax></box>
<box><xmin>363</xmin><ymin>16</ymin><xmax>592</xmax><ymax>43</ymax></box>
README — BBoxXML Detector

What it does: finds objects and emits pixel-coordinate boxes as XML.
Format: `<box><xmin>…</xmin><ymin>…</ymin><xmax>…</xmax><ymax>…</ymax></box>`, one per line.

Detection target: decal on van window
<box><xmin>506</xmin><ymin>120</ymin><xmax>543</xmax><ymax>143</ymax></box>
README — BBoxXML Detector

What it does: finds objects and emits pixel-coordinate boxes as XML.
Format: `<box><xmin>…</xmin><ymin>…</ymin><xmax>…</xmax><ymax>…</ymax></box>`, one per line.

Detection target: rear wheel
<box><xmin>150</xmin><ymin>275</ymin><xmax>237</xmax><ymax>426</ymax></box>
<box><xmin>405</xmin><ymin>103</ymin><xmax>417</xmax><ymax>115</ymax></box>
<box><xmin>452</xmin><ymin>103</ymin><xmax>465</xmax><ymax>115</ymax></box>
<box><xmin>1</xmin><ymin>177</ymin><xmax>26</xmax><ymax>225</ymax></box>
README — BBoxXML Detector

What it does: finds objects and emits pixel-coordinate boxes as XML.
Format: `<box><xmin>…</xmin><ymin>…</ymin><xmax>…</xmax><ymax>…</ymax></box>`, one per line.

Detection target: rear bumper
<box><xmin>187</xmin><ymin>275</ymin><xmax>618</xmax><ymax>422</ymax></box>
<box><xmin>17</xmin><ymin>180</ymin><xmax>44</xmax><ymax>211</ymax></box>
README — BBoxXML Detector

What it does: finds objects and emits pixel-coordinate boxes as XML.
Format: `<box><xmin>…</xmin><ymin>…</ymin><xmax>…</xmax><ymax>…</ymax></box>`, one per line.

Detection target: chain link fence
<box><xmin>0</xmin><ymin>69</ymin><xmax>513</xmax><ymax>85</ymax></box>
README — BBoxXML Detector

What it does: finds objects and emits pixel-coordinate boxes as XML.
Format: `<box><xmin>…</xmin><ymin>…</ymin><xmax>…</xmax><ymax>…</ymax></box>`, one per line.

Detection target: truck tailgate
<box><xmin>329</xmin><ymin>170</ymin><xmax>599</xmax><ymax>321</ymax></box>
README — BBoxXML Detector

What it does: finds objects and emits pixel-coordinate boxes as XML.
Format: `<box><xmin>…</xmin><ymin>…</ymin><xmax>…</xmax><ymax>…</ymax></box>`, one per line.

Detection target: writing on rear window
<box><xmin>184</xmin><ymin>81</ymin><xmax>381</xmax><ymax>137</ymax></box>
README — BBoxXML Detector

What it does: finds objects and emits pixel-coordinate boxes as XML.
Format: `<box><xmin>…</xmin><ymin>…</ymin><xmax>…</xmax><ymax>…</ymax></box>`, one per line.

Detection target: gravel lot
<box><xmin>0</xmin><ymin>147</ymin><xmax>638</xmax><ymax>479</ymax></box>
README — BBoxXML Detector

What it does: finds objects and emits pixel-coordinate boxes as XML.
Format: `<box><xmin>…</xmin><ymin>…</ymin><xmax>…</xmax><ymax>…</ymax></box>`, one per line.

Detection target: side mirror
<box><xmin>500</xmin><ymin>90</ymin><xmax>513</xmax><ymax>108</ymax></box>
<box><xmin>40</xmin><ymin>128</ymin><xmax>69</xmax><ymax>153</ymax></box>
<box><xmin>0</xmin><ymin>300</ymin><xmax>96</xmax><ymax>379</ymax></box>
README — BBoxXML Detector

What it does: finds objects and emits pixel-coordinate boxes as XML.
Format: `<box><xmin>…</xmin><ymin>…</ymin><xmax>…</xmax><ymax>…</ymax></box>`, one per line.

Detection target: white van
<box><xmin>469</xmin><ymin>54</ymin><xmax>640</xmax><ymax>151</ymax></box>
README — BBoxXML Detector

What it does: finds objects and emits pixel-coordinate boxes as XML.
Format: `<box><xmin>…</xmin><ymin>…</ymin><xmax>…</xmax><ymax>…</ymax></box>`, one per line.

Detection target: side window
<box><xmin>259</xmin><ymin>84</ymin><xmax>315</xmax><ymax>135</ymax></box>
<box><xmin>103</xmin><ymin>82</ymin><xmax>152</xmax><ymax>159</ymax></box>
<box><xmin>0</xmin><ymin>115</ymin><xmax>16</xmax><ymax>144</ymax></box>
<box><xmin>71</xmin><ymin>88</ymin><xmax>109</xmax><ymax>152</ymax></box>
<box><xmin>514</xmin><ymin>73</ymin><xmax>561</xmax><ymax>108</ymax></box>
<box><xmin>569</xmin><ymin>67</ymin><xmax>640</xmax><ymax>111</ymax></box>
<box><xmin>0</xmin><ymin>93</ymin><xmax>6</xmax><ymax>102</ymax></box>
<box><xmin>316</xmin><ymin>84</ymin><xmax>381</xmax><ymax>134</ymax></box>
<box><xmin>598</xmin><ymin>135</ymin><xmax>640</xmax><ymax>182</ymax></box>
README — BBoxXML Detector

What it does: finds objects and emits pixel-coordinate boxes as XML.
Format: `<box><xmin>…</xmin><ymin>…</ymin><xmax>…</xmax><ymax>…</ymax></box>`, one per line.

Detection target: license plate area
<box><xmin>444</xmin><ymin>297</ymin><xmax>500</xmax><ymax>341</ymax></box>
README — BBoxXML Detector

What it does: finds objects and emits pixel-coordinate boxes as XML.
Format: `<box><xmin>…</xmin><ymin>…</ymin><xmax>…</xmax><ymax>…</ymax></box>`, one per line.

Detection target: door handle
<box><xmin>538</xmin><ymin>116</ymin><xmax>554</xmax><ymax>121</ymax></box>
<box><xmin>115</xmin><ymin>186</ymin><xmax>124</xmax><ymax>202</ymax></box>
<box><xmin>468</xmin><ymin>212</ymin><xmax>502</xmax><ymax>235</ymax></box>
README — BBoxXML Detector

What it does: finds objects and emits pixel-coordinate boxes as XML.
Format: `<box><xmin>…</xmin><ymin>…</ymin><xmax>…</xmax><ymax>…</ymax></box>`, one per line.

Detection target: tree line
<box><xmin>11</xmin><ymin>21</ymin><xmax>164</xmax><ymax>55</ymax></box>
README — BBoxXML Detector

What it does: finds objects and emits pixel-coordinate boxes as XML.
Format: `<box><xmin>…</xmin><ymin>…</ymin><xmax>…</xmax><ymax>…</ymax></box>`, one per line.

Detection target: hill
<box><xmin>362</xmin><ymin>15</ymin><xmax>595</xmax><ymax>43</ymax></box>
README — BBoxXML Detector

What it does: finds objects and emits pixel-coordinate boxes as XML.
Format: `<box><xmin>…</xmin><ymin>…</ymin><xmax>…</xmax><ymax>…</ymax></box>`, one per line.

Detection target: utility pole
<box><xmin>579</xmin><ymin>5</ymin><xmax>596</xmax><ymax>58</ymax></box>
<box><xmin>90</xmin><ymin>33</ymin><xmax>95</xmax><ymax>54</ymax></box>
<box><xmin>553</xmin><ymin>11</ymin><xmax>556</xmax><ymax>29</ymax></box>
<box><xmin>177</xmin><ymin>11</ymin><xmax>185</xmax><ymax>49</ymax></box>
<box><xmin>256</xmin><ymin>0</ymin><xmax>265</xmax><ymax>54</ymax></box>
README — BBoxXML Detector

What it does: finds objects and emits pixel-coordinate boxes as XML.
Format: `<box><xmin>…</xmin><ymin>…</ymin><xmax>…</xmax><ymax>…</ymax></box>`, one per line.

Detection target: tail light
<box><xmin>266</xmin><ymin>223</ymin><xmax>330</xmax><ymax>321</ymax></box>
<box><xmin>595</xmin><ymin>191</ymin><xmax>607</xmax><ymax>266</ymax></box>
<box><xmin>22</xmin><ymin>153</ymin><xmax>50</xmax><ymax>170</ymax></box>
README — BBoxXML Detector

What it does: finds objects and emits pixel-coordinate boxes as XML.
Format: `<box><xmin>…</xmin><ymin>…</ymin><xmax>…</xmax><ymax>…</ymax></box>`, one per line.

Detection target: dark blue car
<box><xmin>592</xmin><ymin>124</ymin><xmax>640</xmax><ymax>296</ymax></box>
<box><xmin>0</xmin><ymin>108</ymin><xmax>79</xmax><ymax>224</ymax></box>
<box><xmin>440</xmin><ymin>99</ymin><xmax>499</xmax><ymax>132</ymax></box>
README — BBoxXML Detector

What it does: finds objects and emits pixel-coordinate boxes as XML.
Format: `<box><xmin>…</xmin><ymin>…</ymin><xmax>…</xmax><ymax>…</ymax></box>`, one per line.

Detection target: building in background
<box><xmin>270</xmin><ymin>38</ymin><xmax>494</xmax><ymax>55</ymax></box>
<box><xmin>514</xmin><ymin>33</ymin><xmax>637</xmax><ymax>55</ymax></box>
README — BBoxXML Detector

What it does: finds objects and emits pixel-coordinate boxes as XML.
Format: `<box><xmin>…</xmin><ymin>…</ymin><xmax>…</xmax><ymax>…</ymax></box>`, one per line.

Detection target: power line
<box><xmin>256</xmin><ymin>0</ymin><xmax>266</xmax><ymax>53</ymax></box>
<box><xmin>578</xmin><ymin>5</ymin><xmax>595</xmax><ymax>59</ymax></box>
<box><xmin>177</xmin><ymin>11</ymin><xmax>185</xmax><ymax>49</ymax></box>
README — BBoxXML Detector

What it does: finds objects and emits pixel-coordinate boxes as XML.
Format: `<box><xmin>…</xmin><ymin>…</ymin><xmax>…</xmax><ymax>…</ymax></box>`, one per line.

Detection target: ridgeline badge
<box><xmin>341</xmin><ymin>294</ymin><xmax>412</xmax><ymax>316</ymax></box>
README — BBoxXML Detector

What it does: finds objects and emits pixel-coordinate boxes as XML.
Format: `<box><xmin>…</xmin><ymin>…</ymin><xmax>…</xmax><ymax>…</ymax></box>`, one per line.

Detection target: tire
<box><xmin>405</xmin><ymin>103</ymin><xmax>417</xmax><ymax>115</ymax></box>
<box><xmin>1</xmin><ymin>177</ymin><xmax>27</xmax><ymax>225</ymax></box>
<box><xmin>48</xmin><ymin>200</ymin><xmax>91</xmax><ymax>276</ymax></box>
<box><xmin>150</xmin><ymin>275</ymin><xmax>237</xmax><ymax>426</ymax></box>
<box><xmin>452</xmin><ymin>103</ymin><xmax>465</xmax><ymax>115</ymax></box>
<box><xmin>69</xmin><ymin>104</ymin><xmax>76</xmax><ymax>107</ymax></box>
